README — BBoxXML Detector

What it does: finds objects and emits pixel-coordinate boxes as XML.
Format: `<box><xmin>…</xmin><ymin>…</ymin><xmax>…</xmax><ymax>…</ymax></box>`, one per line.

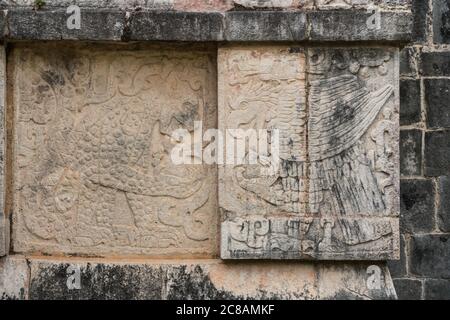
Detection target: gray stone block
<box><xmin>388</xmin><ymin>235</ymin><xmax>407</xmax><ymax>277</ymax></box>
<box><xmin>224</xmin><ymin>11</ymin><xmax>307</xmax><ymax>41</ymax></box>
<box><xmin>8</xmin><ymin>8</ymin><xmax>125</xmax><ymax>41</ymax></box>
<box><xmin>308</xmin><ymin>10</ymin><xmax>412</xmax><ymax>42</ymax></box>
<box><xmin>433</xmin><ymin>0</ymin><xmax>450</xmax><ymax>44</ymax></box>
<box><xmin>412</xmin><ymin>0</ymin><xmax>429</xmax><ymax>43</ymax></box>
<box><xmin>400</xmin><ymin>179</ymin><xmax>435</xmax><ymax>233</ymax></box>
<box><xmin>393</xmin><ymin>278</ymin><xmax>422</xmax><ymax>300</ymax></box>
<box><xmin>128</xmin><ymin>11</ymin><xmax>224</xmax><ymax>42</ymax></box>
<box><xmin>424</xmin><ymin>79</ymin><xmax>450</xmax><ymax>129</ymax></box>
<box><xmin>421</xmin><ymin>52</ymin><xmax>450</xmax><ymax>77</ymax></box>
<box><xmin>438</xmin><ymin>176</ymin><xmax>450</xmax><ymax>232</ymax></box>
<box><xmin>424</xmin><ymin>279</ymin><xmax>450</xmax><ymax>300</ymax></box>
<box><xmin>424</xmin><ymin>130</ymin><xmax>450</xmax><ymax>177</ymax></box>
<box><xmin>400</xmin><ymin>129</ymin><xmax>422</xmax><ymax>176</ymax></box>
<box><xmin>400</xmin><ymin>46</ymin><xmax>418</xmax><ymax>77</ymax></box>
<box><xmin>400</xmin><ymin>79</ymin><xmax>421</xmax><ymax>126</ymax></box>
<box><xmin>410</xmin><ymin>234</ymin><xmax>450</xmax><ymax>278</ymax></box>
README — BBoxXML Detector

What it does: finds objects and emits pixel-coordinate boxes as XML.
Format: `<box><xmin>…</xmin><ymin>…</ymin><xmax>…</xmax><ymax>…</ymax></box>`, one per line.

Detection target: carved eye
<box><xmin>239</xmin><ymin>101</ymin><xmax>249</xmax><ymax>109</ymax></box>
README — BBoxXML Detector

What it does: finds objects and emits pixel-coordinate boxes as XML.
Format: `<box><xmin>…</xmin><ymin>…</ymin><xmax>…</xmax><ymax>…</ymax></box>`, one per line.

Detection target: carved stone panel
<box><xmin>12</xmin><ymin>43</ymin><xmax>218</xmax><ymax>257</ymax></box>
<box><xmin>219</xmin><ymin>46</ymin><xmax>400</xmax><ymax>260</ymax></box>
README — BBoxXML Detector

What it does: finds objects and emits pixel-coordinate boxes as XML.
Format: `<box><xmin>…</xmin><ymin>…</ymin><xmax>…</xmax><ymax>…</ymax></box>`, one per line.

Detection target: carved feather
<box><xmin>309</xmin><ymin>75</ymin><xmax>393</xmax><ymax>162</ymax></box>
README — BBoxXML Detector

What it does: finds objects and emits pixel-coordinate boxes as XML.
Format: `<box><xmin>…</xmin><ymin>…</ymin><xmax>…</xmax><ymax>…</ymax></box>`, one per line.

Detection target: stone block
<box><xmin>410</xmin><ymin>234</ymin><xmax>450</xmax><ymax>278</ymax></box>
<box><xmin>433</xmin><ymin>0</ymin><xmax>450</xmax><ymax>44</ymax></box>
<box><xmin>400</xmin><ymin>129</ymin><xmax>422</xmax><ymax>176</ymax></box>
<box><xmin>393</xmin><ymin>278</ymin><xmax>422</xmax><ymax>300</ymax></box>
<box><xmin>387</xmin><ymin>235</ymin><xmax>407</xmax><ymax>277</ymax></box>
<box><xmin>400</xmin><ymin>46</ymin><xmax>418</xmax><ymax>77</ymax></box>
<box><xmin>421</xmin><ymin>51</ymin><xmax>450</xmax><ymax>77</ymax></box>
<box><xmin>128</xmin><ymin>11</ymin><xmax>224</xmax><ymax>42</ymax></box>
<box><xmin>400</xmin><ymin>79</ymin><xmax>421</xmax><ymax>126</ymax></box>
<box><xmin>219</xmin><ymin>46</ymin><xmax>400</xmax><ymax>260</ymax></box>
<box><xmin>411</xmin><ymin>0</ymin><xmax>429</xmax><ymax>43</ymax></box>
<box><xmin>400</xmin><ymin>179</ymin><xmax>435</xmax><ymax>233</ymax></box>
<box><xmin>11</xmin><ymin>43</ymin><xmax>218</xmax><ymax>258</ymax></box>
<box><xmin>424</xmin><ymin>79</ymin><xmax>450</xmax><ymax>129</ymax></box>
<box><xmin>8</xmin><ymin>8</ymin><xmax>126</xmax><ymax>41</ymax></box>
<box><xmin>424</xmin><ymin>279</ymin><xmax>450</xmax><ymax>300</ymax></box>
<box><xmin>424</xmin><ymin>130</ymin><xmax>450</xmax><ymax>177</ymax></box>
<box><xmin>308</xmin><ymin>10</ymin><xmax>412</xmax><ymax>42</ymax></box>
<box><xmin>224</xmin><ymin>11</ymin><xmax>307</xmax><ymax>42</ymax></box>
<box><xmin>438</xmin><ymin>176</ymin><xmax>450</xmax><ymax>232</ymax></box>
<box><xmin>0</xmin><ymin>256</ymin><xmax>28</xmax><ymax>300</ymax></box>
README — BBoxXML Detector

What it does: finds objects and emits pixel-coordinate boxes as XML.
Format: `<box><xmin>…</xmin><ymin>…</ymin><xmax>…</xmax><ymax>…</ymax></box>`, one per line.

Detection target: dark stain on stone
<box><xmin>41</xmin><ymin>70</ymin><xmax>65</xmax><ymax>87</ymax></box>
<box><xmin>165</xmin><ymin>265</ymin><xmax>240</xmax><ymax>300</ymax></box>
<box><xmin>441</xmin><ymin>1</ymin><xmax>450</xmax><ymax>42</ymax></box>
<box><xmin>29</xmin><ymin>263</ymin><xmax>164</xmax><ymax>300</ymax></box>
<box><xmin>401</xmin><ymin>185</ymin><xmax>420</xmax><ymax>211</ymax></box>
<box><xmin>289</xmin><ymin>47</ymin><xmax>302</xmax><ymax>54</ymax></box>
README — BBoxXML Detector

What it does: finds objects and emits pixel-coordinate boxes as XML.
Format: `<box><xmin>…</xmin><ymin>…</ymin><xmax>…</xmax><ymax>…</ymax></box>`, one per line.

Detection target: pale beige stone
<box><xmin>12</xmin><ymin>43</ymin><xmax>218</xmax><ymax>258</ymax></box>
<box><xmin>0</xmin><ymin>256</ymin><xmax>28</xmax><ymax>299</ymax></box>
<box><xmin>219</xmin><ymin>46</ymin><xmax>400</xmax><ymax>260</ymax></box>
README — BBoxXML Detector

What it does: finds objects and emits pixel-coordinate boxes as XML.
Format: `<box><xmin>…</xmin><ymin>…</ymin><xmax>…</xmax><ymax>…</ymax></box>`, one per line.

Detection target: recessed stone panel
<box><xmin>219</xmin><ymin>46</ymin><xmax>400</xmax><ymax>260</ymax></box>
<box><xmin>12</xmin><ymin>43</ymin><xmax>218</xmax><ymax>258</ymax></box>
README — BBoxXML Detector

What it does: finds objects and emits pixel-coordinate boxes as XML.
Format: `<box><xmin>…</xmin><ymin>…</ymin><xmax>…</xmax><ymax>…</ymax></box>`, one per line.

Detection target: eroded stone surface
<box><xmin>315</xmin><ymin>0</ymin><xmax>410</xmax><ymax>9</ymax></box>
<box><xmin>0</xmin><ymin>256</ymin><xmax>28</xmax><ymax>299</ymax></box>
<box><xmin>219</xmin><ymin>46</ymin><xmax>400</xmax><ymax>260</ymax></box>
<box><xmin>0</xmin><ymin>45</ymin><xmax>5</xmax><ymax>257</ymax></box>
<box><xmin>0</xmin><ymin>0</ymin><xmax>410</xmax><ymax>10</ymax></box>
<box><xmin>25</xmin><ymin>258</ymin><xmax>395</xmax><ymax>300</ymax></box>
<box><xmin>12</xmin><ymin>43</ymin><xmax>218</xmax><ymax>258</ymax></box>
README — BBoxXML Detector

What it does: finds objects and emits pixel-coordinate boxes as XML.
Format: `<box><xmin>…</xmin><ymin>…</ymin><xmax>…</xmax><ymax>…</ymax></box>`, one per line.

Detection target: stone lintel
<box><xmin>0</xmin><ymin>8</ymin><xmax>412</xmax><ymax>42</ymax></box>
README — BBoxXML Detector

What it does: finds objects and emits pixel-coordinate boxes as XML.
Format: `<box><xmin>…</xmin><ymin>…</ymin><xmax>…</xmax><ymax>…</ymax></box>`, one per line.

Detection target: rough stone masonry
<box><xmin>0</xmin><ymin>0</ymin><xmax>429</xmax><ymax>300</ymax></box>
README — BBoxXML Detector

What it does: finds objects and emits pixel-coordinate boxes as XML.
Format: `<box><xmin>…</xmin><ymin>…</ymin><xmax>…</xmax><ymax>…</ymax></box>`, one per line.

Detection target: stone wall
<box><xmin>4</xmin><ymin>0</ymin><xmax>447</xmax><ymax>300</ymax></box>
<box><xmin>389</xmin><ymin>0</ymin><xmax>450</xmax><ymax>300</ymax></box>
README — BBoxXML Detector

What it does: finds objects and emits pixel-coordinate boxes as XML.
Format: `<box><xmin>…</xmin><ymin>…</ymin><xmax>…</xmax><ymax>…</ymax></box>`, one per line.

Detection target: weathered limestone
<box><xmin>0</xmin><ymin>0</ymin><xmax>409</xmax><ymax>300</ymax></box>
<box><xmin>0</xmin><ymin>45</ymin><xmax>5</xmax><ymax>257</ymax></box>
<box><xmin>219</xmin><ymin>46</ymin><xmax>400</xmax><ymax>260</ymax></box>
<box><xmin>12</xmin><ymin>43</ymin><xmax>218</xmax><ymax>258</ymax></box>
<box><xmin>25</xmin><ymin>258</ymin><xmax>396</xmax><ymax>300</ymax></box>
<box><xmin>0</xmin><ymin>0</ymin><xmax>411</xmax><ymax>10</ymax></box>
<box><xmin>0</xmin><ymin>256</ymin><xmax>29</xmax><ymax>299</ymax></box>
